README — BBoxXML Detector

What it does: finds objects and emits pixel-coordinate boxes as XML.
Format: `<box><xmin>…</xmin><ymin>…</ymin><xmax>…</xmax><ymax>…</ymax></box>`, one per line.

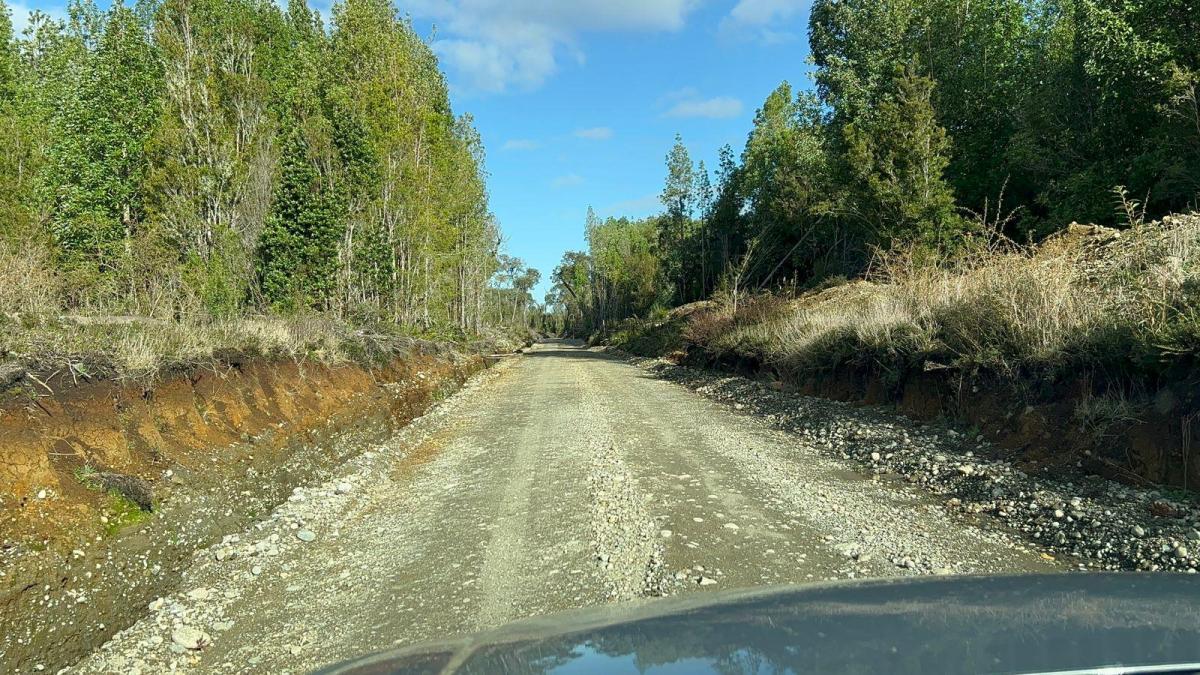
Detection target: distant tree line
<box><xmin>0</xmin><ymin>0</ymin><xmax>505</xmax><ymax>333</ymax></box>
<box><xmin>551</xmin><ymin>0</ymin><xmax>1199</xmax><ymax>334</ymax></box>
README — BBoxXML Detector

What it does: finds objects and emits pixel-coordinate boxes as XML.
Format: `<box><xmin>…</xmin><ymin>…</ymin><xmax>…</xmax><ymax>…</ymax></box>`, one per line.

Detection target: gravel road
<box><xmin>75</xmin><ymin>340</ymin><xmax>1074</xmax><ymax>674</ymax></box>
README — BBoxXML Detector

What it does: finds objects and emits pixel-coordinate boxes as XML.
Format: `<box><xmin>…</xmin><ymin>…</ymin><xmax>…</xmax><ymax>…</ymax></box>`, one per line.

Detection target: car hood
<box><xmin>315</xmin><ymin>574</ymin><xmax>1200</xmax><ymax>675</ymax></box>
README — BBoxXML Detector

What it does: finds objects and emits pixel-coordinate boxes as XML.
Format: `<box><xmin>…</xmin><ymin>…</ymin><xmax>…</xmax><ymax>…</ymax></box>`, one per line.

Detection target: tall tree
<box><xmin>844</xmin><ymin>65</ymin><xmax>964</xmax><ymax>250</ymax></box>
<box><xmin>43</xmin><ymin>4</ymin><xmax>162</xmax><ymax>264</ymax></box>
<box><xmin>659</xmin><ymin>134</ymin><xmax>695</xmax><ymax>301</ymax></box>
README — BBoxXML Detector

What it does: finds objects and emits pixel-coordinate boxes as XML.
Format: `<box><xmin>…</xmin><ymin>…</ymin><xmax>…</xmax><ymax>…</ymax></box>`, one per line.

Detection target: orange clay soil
<box><xmin>0</xmin><ymin>351</ymin><xmax>481</xmax><ymax>550</ymax></box>
<box><xmin>1</xmin><ymin>348</ymin><xmax>485</xmax><ymax>672</ymax></box>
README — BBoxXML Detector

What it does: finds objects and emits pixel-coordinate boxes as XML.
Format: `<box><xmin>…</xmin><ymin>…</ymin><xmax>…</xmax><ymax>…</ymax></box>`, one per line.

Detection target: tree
<box><xmin>257</xmin><ymin>125</ymin><xmax>343</xmax><ymax>310</ymax></box>
<box><xmin>740</xmin><ymin>83</ymin><xmax>841</xmax><ymax>283</ymax></box>
<box><xmin>0</xmin><ymin>0</ymin><xmax>43</xmax><ymax>242</ymax></box>
<box><xmin>659</xmin><ymin>134</ymin><xmax>695</xmax><ymax>301</ymax></box>
<box><xmin>43</xmin><ymin>4</ymin><xmax>162</xmax><ymax>264</ymax></box>
<box><xmin>844</xmin><ymin>65</ymin><xmax>964</xmax><ymax>250</ymax></box>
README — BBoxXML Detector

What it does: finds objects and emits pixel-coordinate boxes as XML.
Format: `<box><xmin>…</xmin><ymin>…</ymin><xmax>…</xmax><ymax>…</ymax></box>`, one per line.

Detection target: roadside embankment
<box><xmin>0</xmin><ymin>342</ymin><xmax>490</xmax><ymax>672</ymax></box>
<box><xmin>601</xmin><ymin>214</ymin><xmax>1200</xmax><ymax>491</ymax></box>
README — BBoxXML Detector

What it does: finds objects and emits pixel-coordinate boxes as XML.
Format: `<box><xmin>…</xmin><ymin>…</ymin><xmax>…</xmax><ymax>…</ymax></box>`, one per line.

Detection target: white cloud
<box><xmin>602</xmin><ymin>194</ymin><xmax>661</xmax><ymax>217</ymax></box>
<box><xmin>728</xmin><ymin>0</ymin><xmax>806</xmax><ymax>25</ymax></box>
<box><xmin>502</xmin><ymin>139</ymin><xmax>540</xmax><ymax>151</ymax></box>
<box><xmin>408</xmin><ymin>0</ymin><xmax>701</xmax><ymax>94</ymax></box>
<box><xmin>720</xmin><ymin>0</ymin><xmax>808</xmax><ymax>42</ymax></box>
<box><xmin>665</xmin><ymin>96</ymin><xmax>743</xmax><ymax>119</ymax></box>
<box><xmin>551</xmin><ymin>173</ymin><xmax>584</xmax><ymax>188</ymax></box>
<box><xmin>574</xmin><ymin>127</ymin><xmax>614</xmax><ymax>140</ymax></box>
<box><xmin>9</xmin><ymin>0</ymin><xmax>63</xmax><ymax>35</ymax></box>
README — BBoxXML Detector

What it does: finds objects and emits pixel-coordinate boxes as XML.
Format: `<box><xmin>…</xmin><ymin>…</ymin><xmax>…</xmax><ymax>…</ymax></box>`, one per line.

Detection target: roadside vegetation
<box><xmin>609</xmin><ymin>214</ymin><xmax>1200</xmax><ymax>383</ymax></box>
<box><xmin>549</xmin><ymin>0</ymin><xmax>1199</xmax><ymax>376</ymax></box>
<box><xmin>0</xmin><ymin>0</ymin><xmax>539</xmax><ymax>382</ymax></box>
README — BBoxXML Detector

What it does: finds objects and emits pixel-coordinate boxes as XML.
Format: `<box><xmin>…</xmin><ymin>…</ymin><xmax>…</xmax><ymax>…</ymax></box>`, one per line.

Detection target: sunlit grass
<box><xmin>686</xmin><ymin>214</ymin><xmax>1200</xmax><ymax>380</ymax></box>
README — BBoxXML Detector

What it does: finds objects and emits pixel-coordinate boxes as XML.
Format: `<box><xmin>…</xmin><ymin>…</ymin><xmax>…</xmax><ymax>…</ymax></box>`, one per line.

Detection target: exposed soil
<box><xmin>71</xmin><ymin>342</ymin><xmax>1062</xmax><ymax>675</ymax></box>
<box><xmin>9</xmin><ymin>340</ymin><xmax>1199</xmax><ymax>674</ymax></box>
<box><xmin>0</xmin><ymin>346</ymin><xmax>485</xmax><ymax>672</ymax></box>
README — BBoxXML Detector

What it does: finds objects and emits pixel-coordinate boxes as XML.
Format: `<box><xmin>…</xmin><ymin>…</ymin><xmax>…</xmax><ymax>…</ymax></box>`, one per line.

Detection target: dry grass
<box><xmin>0</xmin><ymin>239</ymin><xmax>415</xmax><ymax>381</ymax></box>
<box><xmin>689</xmin><ymin>213</ymin><xmax>1200</xmax><ymax>379</ymax></box>
<box><xmin>0</xmin><ymin>313</ymin><xmax>362</xmax><ymax>381</ymax></box>
<box><xmin>0</xmin><ymin>242</ymin><xmax>62</xmax><ymax>317</ymax></box>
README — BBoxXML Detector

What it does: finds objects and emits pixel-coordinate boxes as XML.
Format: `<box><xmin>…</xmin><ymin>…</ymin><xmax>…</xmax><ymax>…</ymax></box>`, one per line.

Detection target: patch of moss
<box><xmin>75</xmin><ymin>466</ymin><xmax>153</xmax><ymax>535</ymax></box>
<box><xmin>103</xmin><ymin>493</ymin><xmax>151</xmax><ymax>536</ymax></box>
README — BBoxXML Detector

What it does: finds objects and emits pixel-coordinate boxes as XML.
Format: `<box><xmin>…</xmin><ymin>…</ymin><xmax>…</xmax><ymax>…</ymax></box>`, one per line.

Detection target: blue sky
<box><xmin>404</xmin><ymin>0</ymin><xmax>816</xmax><ymax>299</ymax></box>
<box><xmin>12</xmin><ymin>0</ymin><xmax>815</xmax><ymax>301</ymax></box>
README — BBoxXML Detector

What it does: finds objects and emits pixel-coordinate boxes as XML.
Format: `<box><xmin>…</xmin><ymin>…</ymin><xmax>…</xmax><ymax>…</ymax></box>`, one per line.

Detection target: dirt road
<box><xmin>75</xmin><ymin>340</ymin><xmax>1056</xmax><ymax>674</ymax></box>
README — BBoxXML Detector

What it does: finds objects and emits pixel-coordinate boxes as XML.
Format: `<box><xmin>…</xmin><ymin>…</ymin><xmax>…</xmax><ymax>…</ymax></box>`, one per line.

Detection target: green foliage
<box><xmin>43</xmin><ymin>4</ymin><xmax>161</xmax><ymax>262</ymax></box>
<box><xmin>550</xmin><ymin>213</ymin><xmax>664</xmax><ymax>335</ymax></box>
<box><xmin>0</xmin><ymin>0</ymin><xmax>498</xmax><ymax>344</ymax></box>
<box><xmin>258</xmin><ymin>126</ymin><xmax>344</xmax><ymax>311</ymax></box>
<box><xmin>566</xmin><ymin>0</ymin><xmax>1199</xmax><ymax>328</ymax></box>
<box><xmin>844</xmin><ymin>65</ymin><xmax>966</xmax><ymax>250</ymax></box>
<box><xmin>102</xmin><ymin>492</ymin><xmax>151</xmax><ymax>536</ymax></box>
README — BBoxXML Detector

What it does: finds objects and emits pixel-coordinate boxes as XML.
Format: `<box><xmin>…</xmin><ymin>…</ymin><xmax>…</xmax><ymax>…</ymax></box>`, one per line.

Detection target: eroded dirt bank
<box><xmin>75</xmin><ymin>342</ymin><xmax>1064</xmax><ymax>675</ymax></box>
<box><xmin>0</xmin><ymin>344</ymin><xmax>485</xmax><ymax>672</ymax></box>
<box><xmin>17</xmin><ymin>341</ymin><xmax>1200</xmax><ymax>675</ymax></box>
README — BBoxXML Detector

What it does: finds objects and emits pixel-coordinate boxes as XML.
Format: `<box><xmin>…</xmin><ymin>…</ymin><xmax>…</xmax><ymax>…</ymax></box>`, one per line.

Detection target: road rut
<box><xmin>74</xmin><ymin>340</ymin><xmax>1054</xmax><ymax>674</ymax></box>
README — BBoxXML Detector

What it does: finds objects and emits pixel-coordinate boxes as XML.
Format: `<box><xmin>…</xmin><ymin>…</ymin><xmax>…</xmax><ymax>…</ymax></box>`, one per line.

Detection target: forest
<box><xmin>0</xmin><ymin>0</ymin><xmax>544</xmax><ymax>376</ymax></box>
<box><xmin>550</xmin><ymin>0</ymin><xmax>1200</xmax><ymax>339</ymax></box>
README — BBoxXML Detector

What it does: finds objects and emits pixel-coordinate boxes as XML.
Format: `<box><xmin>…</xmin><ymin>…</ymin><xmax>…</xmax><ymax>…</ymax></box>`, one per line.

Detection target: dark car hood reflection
<box><xmin>316</xmin><ymin>574</ymin><xmax>1200</xmax><ymax>675</ymax></box>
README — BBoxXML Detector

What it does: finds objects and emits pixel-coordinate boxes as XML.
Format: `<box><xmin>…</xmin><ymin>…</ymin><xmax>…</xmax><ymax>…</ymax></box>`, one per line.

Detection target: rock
<box><xmin>186</xmin><ymin>588</ymin><xmax>210</xmax><ymax>601</ymax></box>
<box><xmin>251</xmin><ymin>565</ymin><xmax>262</xmax><ymax>576</ymax></box>
<box><xmin>723</xmin><ymin>523</ymin><xmax>740</xmax><ymax>531</ymax></box>
<box><xmin>171</xmin><ymin>627</ymin><xmax>210</xmax><ymax>651</ymax></box>
<box><xmin>957</xmin><ymin>464</ymin><xmax>975</xmax><ymax>476</ymax></box>
<box><xmin>213</xmin><ymin>621</ymin><xmax>234</xmax><ymax>632</ymax></box>
<box><xmin>1175</xmin><ymin>546</ymin><xmax>1189</xmax><ymax>559</ymax></box>
<box><xmin>1133</xmin><ymin>525</ymin><xmax>1146</xmax><ymax>537</ymax></box>
<box><xmin>659</xmin><ymin>529</ymin><xmax>673</xmax><ymax>538</ymax></box>
<box><xmin>697</xmin><ymin>576</ymin><xmax>718</xmax><ymax>586</ymax></box>
<box><xmin>335</xmin><ymin>482</ymin><xmax>353</xmax><ymax>495</ymax></box>
<box><xmin>870</xmin><ymin>452</ymin><xmax>881</xmax><ymax>462</ymax></box>
<box><xmin>296</xmin><ymin>529</ymin><xmax>317</xmax><ymax>542</ymax></box>
<box><xmin>834</xmin><ymin>543</ymin><xmax>859</xmax><ymax>558</ymax></box>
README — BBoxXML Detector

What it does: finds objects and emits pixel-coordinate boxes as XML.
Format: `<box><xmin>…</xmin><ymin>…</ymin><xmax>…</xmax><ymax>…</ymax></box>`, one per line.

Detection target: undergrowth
<box><xmin>102</xmin><ymin>494</ymin><xmax>151</xmax><ymax>537</ymax></box>
<box><xmin>74</xmin><ymin>466</ymin><xmax>153</xmax><ymax>536</ymax></box>
<box><xmin>0</xmin><ymin>240</ymin><xmax>527</xmax><ymax>382</ymax></box>
<box><xmin>670</xmin><ymin>214</ymin><xmax>1200</xmax><ymax>384</ymax></box>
